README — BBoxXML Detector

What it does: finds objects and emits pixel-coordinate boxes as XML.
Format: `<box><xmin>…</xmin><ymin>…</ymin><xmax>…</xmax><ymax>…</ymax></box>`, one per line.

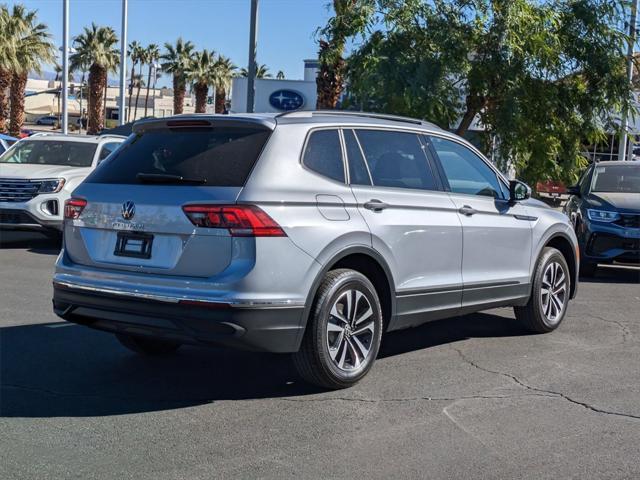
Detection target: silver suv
<box><xmin>53</xmin><ymin>112</ymin><xmax>579</xmax><ymax>389</ymax></box>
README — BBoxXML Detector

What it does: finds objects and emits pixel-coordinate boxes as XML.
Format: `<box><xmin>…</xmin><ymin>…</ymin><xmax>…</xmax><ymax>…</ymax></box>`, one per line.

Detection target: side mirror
<box><xmin>509</xmin><ymin>180</ymin><xmax>531</xmax><ymax>203</ymax></box>
<box><xmin>566</xmin><ymin>185</ymin><xmax>581</xmax><ymax>197</ymax></box>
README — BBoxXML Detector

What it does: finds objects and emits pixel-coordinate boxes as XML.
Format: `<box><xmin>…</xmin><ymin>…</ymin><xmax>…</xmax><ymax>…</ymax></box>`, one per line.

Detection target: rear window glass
<box><xmin>86</xmin><ymin>127</ymin><xmax>271</xmax><ymax>186</ymax></box>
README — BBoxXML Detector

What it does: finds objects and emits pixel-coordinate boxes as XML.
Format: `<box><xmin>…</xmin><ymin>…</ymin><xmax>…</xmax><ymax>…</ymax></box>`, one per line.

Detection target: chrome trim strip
<box><xmin>53</xmin><ymin>280</ymin><xmax>305</xmax><ymax>309</ymax></box>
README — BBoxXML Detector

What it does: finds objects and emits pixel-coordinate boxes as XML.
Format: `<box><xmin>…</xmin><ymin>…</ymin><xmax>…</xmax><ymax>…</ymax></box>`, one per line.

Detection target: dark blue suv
<box><xmin>564</xmin><ymin>161</ymin><xmax>640</xmax><ymax>276</ymax></box>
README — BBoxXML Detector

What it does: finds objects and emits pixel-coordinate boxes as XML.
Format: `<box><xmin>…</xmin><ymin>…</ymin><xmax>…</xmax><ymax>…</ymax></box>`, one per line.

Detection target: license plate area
<box><xmin>114</xmin><ymin>231</ymin><xmax>153</xmax><ymax>259</ymax></box>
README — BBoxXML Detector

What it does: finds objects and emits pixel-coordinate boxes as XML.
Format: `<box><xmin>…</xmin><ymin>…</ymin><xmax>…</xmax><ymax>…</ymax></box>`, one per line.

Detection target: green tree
<box><xmin>71</xmin><ymin>23</ymin><xmax>119</xmax><ymax>134</ymax></box>
<box><xmin>212</xmin><ymin>55</ymin><xmax>236</xmax><ymax>113</ymax></box>
<box><xmin>143</xmin><ymin>43</ymin><xmax>160</xmax><ymax>117</ymax></box>
<box><xmin>240</xmin><ymin>64</ymin><xmax>272</xmax><ymax>78</ymax></box>
<box><xmin>0</xmin><ymin>6</ymin><xmax>20</xmax><ymax>133</ymax></box>
<box><xmin>8</xmin><ymin>5</ymin><xmax>54</xmax><ymax>136</ymax></box>
<box><xmin>345</xmin><ymin>0</ymin><xmax>633</xmax><ymax>185</ymax></box>
<box><xmin>161</xmin><ymin>38</ymin><xmax>195</xmax><ymax>115</ymax></box>
<box><xmin>127</xmin><ymin>41</ymin><xmax>143</xmax><ymax>121</ymax></box>
<box><xmin>316</xmin><ymin>0</ymin><xmax>374</xmax><ymax>109</ymax></box>
<box><xmin>187</xmin><ymin>49</ymin><xmax>217</xmax><ymax>113</ymax></box>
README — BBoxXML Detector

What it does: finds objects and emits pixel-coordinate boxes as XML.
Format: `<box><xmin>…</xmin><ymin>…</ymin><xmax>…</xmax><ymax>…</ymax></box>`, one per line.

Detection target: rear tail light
<box><xmin>182</xmin><ymin>204</ymin><xmax>286</xmax><ymax>237</ymax></box>
<box><xmin>64</xmin><ymin>198</ymin><xmax>87</xmax><ymax>219</ymax></box>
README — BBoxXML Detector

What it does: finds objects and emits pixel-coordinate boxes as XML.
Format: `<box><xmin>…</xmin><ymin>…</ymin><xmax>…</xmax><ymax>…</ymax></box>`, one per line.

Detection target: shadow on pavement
<box><xmin>0</xmin><ymin>311</ymin><xmax>526</xmax><ymax>418</ymax></box>
<box><xmin>0</xmin><ymin>231</ymin><xmax>60</xmax><ymax>255</ymax></box>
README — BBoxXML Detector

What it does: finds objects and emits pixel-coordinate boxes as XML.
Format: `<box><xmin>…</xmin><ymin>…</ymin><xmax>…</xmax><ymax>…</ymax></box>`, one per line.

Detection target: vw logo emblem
<box><xmin>121</xmin><ymin>201</ymin><xmax>135</xmax><ymax>220</ymax></box>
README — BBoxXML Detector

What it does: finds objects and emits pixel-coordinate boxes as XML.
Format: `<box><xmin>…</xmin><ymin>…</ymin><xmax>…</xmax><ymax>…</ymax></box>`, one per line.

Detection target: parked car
<box><xmin>35</xmin><ymin>115</ymin><xmax>59</xmax><ymax>126</ymax></box>
<box><xmin>536</xmin><ymin>179</ymin><xmax>567</xmax><ymax>205</ymax></box>
<box><xmin>0</xmin><ymin>133</ymin><xmax>18</xmax><ymax>155</ymax></box>
<box><xmin>0</xmin><ymin>133</ymin><xmax>126</xmax><ymax>236</ymax></box>
<box><xmin>564</xmin><ymin>161</ymin><xmax>640</xmax><ymax>276</ymax></box>
<box><xmin>52</xmin><ymin>112</ymin><xmax>579</xmax><ymax>389</ymax></box>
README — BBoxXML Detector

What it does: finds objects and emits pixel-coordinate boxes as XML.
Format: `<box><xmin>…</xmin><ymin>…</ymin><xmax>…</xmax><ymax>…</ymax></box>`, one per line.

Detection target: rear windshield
<box><xmin>0</xmin><ymin>140</ymin><xmax>97</xmax><ymax>167</ymax></box>
<box><xmin>86</xmin><ymin>126</ymin><xmax>271</xmax><ymax>186</ymax></box>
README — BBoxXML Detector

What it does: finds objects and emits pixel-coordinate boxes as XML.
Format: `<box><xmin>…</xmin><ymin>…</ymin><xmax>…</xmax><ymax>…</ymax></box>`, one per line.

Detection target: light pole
<box><xmin>61</xmin><ymin>0</ymin><xmax>69</xmax><ymax>134</ymax></box>
<box><xmin>618</xmin><ymin>0</ymin><xmax>639</xmax><ymax>161</ymax></box>
<box><xmin>118</xmin><ymin>0</ymin><xmax>128</xmax><ymax>126</ymax></box>
<box><xmin>246</xmin><ymin>0</ymin><xmax>259</xmax><ymax>113</ymax></box>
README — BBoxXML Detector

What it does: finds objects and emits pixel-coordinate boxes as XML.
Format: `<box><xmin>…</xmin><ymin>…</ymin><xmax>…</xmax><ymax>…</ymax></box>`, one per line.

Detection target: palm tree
<box><xmin>132</xmin><ymin>44</ymin><xmax>147</xmax><ymax>120</ymax></box>
<box><xmin>213</xmin><ymin>55</ymin><xmax>236</xmax><ymax>114</ymax></box>
<box><xmin>74</xmin><ymin>59</ymin><xmax>89</xmax><ymax>132</ymax></box>
<box><xmin>240</xmin><ymin>64</ymin><xmax>272</xmax><ymax>79</ymax></box>
<box><xmin>8</xmin><ymin>5</ymin><xmax>54</xmax><ymax>136</ymax></box>
<box><xmin>276</xmin><ymin>70</ymin><xmax>285</xmax><ymax>80</ymax></box>
<box><xmin>0</xmin><ymin>6</ymin><xmax>19</xmax><ymax>133</ymax></box>
<box><xmin>316</xmin><ymin>0</ymin><xmax>372</xmax><ymax>109</ymax></box>
<box><xmin>161</xmin><ymin>38</ymin><xmax>194</xmax><ymax>115</ymax></box>
<box><xmin>187</xmin><ymin>49</ymin><xmax>217</xmax><ymax>113</ymax></box>
<box><xmin>127</xmin><ymin>40</ymin><xmax>143</xmax><ymax>121</ymax></box>
<box><xmin>70</xmin><ymin>23</ymin><xmax>119</xmax><ymax>134</ymax></box>
<box><xmin>143</xmin><ymin>43</ymin><xmax>160</xmax><ymax>117</ymax></box>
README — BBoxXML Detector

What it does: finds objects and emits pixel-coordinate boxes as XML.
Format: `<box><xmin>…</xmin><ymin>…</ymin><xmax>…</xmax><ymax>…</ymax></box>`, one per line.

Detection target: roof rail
<box><xmin>276</xmin><ymin>110</ymin><xmax>437</xmax><ymax>128</ymax></box>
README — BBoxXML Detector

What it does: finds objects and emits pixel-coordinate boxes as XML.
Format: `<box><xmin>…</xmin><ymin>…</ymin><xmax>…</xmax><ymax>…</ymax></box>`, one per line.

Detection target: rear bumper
<box><xmin>53</xmin><ymin>283</ymin><xmax>306</xmax><ymax>353</ymax></box>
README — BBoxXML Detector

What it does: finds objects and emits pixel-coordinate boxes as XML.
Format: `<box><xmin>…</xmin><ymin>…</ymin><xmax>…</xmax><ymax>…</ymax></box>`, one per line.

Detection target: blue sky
<box><xmin>6</xmin><ymin>0</ymin><xmax>335</xmax><ymax>85</ymax></box>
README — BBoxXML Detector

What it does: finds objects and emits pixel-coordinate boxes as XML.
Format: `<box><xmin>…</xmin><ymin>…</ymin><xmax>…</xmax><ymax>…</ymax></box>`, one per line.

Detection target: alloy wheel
<box><xmin>540</xmin><ymin>261</ymin><xmax>568</xmax><ymax>324</ymax></box>
<box><xmin>326</xmin><ymin>289</ymin><xmax>376</xmax><ymax>372</ymax></box>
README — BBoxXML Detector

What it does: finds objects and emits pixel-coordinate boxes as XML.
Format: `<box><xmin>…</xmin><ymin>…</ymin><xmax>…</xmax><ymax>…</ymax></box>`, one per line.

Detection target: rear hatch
<box><xmin>64</xmin><ymin>117</ymin><xmax>273</xmax><ymax>278</ymax></box>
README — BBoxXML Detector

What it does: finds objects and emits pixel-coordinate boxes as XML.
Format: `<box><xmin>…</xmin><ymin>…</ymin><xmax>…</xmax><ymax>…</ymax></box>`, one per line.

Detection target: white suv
<box><xmin>0</xmin><ymin>133</ymin><xmax>125</xmax><ymax>236</ymax></box>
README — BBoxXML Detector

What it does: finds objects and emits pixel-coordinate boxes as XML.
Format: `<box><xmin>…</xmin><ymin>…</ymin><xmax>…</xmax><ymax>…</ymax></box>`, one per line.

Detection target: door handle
<box><xmin>363</xmin><ymin>199</ymin><xmax>389</xmax><ymax>212</ymax></box>
<box><xmin>459</xmin><ymin>205</ymin><xmax>478</xmax><ymax>216</ymax></box>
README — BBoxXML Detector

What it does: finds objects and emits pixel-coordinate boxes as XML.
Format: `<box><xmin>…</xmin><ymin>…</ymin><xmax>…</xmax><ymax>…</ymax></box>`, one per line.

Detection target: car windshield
<box><xmin>0</xmin><ymin>140</ymin><xmax>97</xmax><ymax>167</ymax></box>
<box><xmin>591</xmin><ymin>164</ymin><xmax>640</xmax><ymax>193</ymax></box>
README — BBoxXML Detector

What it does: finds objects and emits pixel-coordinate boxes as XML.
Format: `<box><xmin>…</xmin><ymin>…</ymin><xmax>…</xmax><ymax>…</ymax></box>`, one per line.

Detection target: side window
<box><xmin>98</xmin><ymin>142</ymin><xmax>121</xmax><ymax>163</ymax></box>
<box><xmin>355</xmin><ymin>129</ymin><xmax>437</xmax><ymax>191</ymax></box>
<box><xmin>343</xmin><ymin>129</ymin><xmax>371</xmax><ymax>185</ymax></box>
<box><xmin>431</xmin><ymin>136</ymin><xmax>504</xmax><ymax>199</ymax></box>
<box><xmin>302</xmin><ymin>129</ymin><xmax>345</xmax><ymax>183</ymax></box>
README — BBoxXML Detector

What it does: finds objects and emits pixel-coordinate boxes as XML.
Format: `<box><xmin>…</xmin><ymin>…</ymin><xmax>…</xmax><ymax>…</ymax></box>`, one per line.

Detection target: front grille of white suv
<box><xmin>0</xmin><ymin>178</ymin><xmax>43</xmax><ymax>202</ymax></box>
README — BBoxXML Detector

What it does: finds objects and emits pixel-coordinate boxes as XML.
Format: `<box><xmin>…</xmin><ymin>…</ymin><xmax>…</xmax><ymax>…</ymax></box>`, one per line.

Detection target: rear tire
<box><xmin>115</xmin><ymin>333</ymin><xmax>181</xmax><ymax>355</ymax></box>
<box><xmin>293</xmin><ymin>269</ymin><xmax>383</xmax><ymax>389</ymax></box>
<box><xmin>580</xmin><ymin>260</ymin><xmax>597</xmax><ymax>278</ymax></box>
<box><xmin>515</xmin><ymin>247</ymin><xmax>571</xmax><ymax>334</ymax></box>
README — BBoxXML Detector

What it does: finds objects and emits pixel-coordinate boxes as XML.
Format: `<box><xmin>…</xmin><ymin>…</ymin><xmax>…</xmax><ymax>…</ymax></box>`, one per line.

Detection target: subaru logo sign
<box><xmin>121</xmin><ymin>201</ymin><xmax>135</xmax><ymax>220</ymax></box>
<box><xmin>269</xmin><ymin>89</ymin><xmax>305</xmax><ymax>111</ymax></box>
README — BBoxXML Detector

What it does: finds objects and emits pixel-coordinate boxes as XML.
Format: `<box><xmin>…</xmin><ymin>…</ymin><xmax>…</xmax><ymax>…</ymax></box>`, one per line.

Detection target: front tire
<box><xmin>515</xmin><ymin>247</ymin><xmax>571</xmax><ymax>333</ymax></box>
<box><xmin>293</xmin><ymin>269</ymin><xmax>383</xmax><ymax>389</ymax></box>
<box><xmin>116</xmin><ymin>333</ymin><xmax>181</xmax><ymax>355</ymax></box>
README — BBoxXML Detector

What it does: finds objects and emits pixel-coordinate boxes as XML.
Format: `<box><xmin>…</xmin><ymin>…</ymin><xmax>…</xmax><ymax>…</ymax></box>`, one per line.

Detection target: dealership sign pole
<box><xmin>118</xmin><ymin>0</ymin><xmax>128</xmax><ymax>126</ymax></box>
<box><xmin>618</xmin><ymin>0</ymin><xmax>639</xmax><ymax>161</ymax></box>
<box><xmin>246</xmin><ymin>0</ymin><xmax>259</xmax><ymax>113</ymax></box>
<box><xmin>61</xmin><ymin>0</ymin><xmax>69</xmax><ymax>135</ymax></box>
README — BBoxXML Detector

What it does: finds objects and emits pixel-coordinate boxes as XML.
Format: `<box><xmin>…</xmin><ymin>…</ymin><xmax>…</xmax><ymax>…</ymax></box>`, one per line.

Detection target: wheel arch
<box><xmin>302</xmin><ymin>246</ymin><xmax>397</xmax><ymax>335</ymax></box>
<box><xmin>542</xmin><ymin>233</ymin><xmax>578</xmax><ymax>299</ymax></box>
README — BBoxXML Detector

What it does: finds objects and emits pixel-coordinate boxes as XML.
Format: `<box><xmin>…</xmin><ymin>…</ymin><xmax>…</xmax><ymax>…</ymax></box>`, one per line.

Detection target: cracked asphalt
<box><xmin>1</xmin><ymin>231</ymin><xmax>639</xmax><ymax>480</ymax></box>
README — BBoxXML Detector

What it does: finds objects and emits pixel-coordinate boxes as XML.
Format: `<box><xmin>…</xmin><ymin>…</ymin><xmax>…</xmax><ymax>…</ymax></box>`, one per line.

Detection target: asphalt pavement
<box><xmin>1</xmin><ymin>231</ymin><xmax>639</xmax><ymax>479</ymax></box>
